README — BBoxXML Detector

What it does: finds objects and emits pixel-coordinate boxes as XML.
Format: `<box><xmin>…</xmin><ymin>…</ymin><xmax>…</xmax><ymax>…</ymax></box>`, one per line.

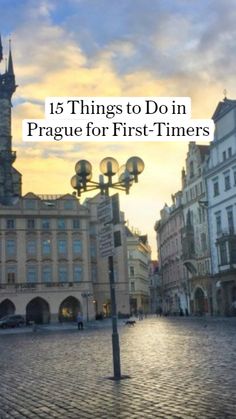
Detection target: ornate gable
<box><xmin>212</xmin><ymin>99</ymin><xmax>236</xmax><ymax>122</ymax></box>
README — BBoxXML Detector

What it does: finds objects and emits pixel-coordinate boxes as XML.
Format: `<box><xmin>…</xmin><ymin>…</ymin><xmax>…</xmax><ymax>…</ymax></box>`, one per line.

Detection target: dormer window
<box><xmin>190</xmin><ymin>161</ymin><xmax>194</xmax><ymax>178</ymax></box>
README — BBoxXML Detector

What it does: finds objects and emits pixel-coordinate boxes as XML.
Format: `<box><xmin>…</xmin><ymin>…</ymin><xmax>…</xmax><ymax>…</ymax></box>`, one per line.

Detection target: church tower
<box><xmin>0</xmin><ymin>36</ymin><xmax>22</xmax><ymax>205</ymax></box>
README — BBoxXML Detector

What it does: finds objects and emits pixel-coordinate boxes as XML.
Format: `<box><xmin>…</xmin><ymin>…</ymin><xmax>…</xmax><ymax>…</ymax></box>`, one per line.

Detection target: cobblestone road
<box><xmin>0</xmin><ymin>317</ymin><xmax>236</xmax><ymax>419</ymax></box>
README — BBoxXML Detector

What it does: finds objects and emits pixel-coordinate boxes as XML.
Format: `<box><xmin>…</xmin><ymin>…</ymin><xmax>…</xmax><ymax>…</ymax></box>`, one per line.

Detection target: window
<box><xmin>58</xmin><ymin>266</ymin><xmax>67</xmax><ymax>282</ymax></box>
<box><xmin>42</xmin><ymin>219</ymin><xmax>50</xmax><ymax>230</ymax></box>
<box><xmin>27</xmin><ymin>240</ymin><xmax>36</xmax><ymax>255</ymax></box>
<box><xmin>223</xmin><ymin>151</ymin><xmax>226</xmax><ymax>161</ymax></box>
<box><xmin>129</xmin><ymin>266</ymin><xmax>135</xmax><ymax>277</ymax></box>
<box><xmin>190</xmin><ymin>161</ymin><xmax>194</xmax><ymax>178</ymax></box>
<box><xmin>215</xmin><ymin>212</ymin><xmax>222</xmax><ymax>235</ymax></box>
<box><xmin>58</xmin><ymin>239</ymin><xmax>67</xmax><ymax>255</ymax></box>
<box><xmin>27</xmin><ymin>219</ymin><xmax>35</xmax><ymax>230</ymax></box>
<box><xmin>6</xmin><ymin>219</ymin><xmax>15</xmax><ymax>229</ymax></box>
<box><xmin>89</xmin><ymin>224</ymin><xmax>96</xmax><ymax>235</ymax></box>
<box><xmin>64</xmin><ymin>200</ymin><xmax>73</xmax><ymax>210</ymax></box>
<box><xmin>228</xmin><ymin>147</ymin><xmax>232</xmax><ymax>158</ymax></box>
<box><xmin>202</xmin><ymin>207</ymin><xmax>206</xmax><ymax>223</ymax></box>
<box><xmin>233</xmin><ymin>167</ymin><xmax>236</xmax><ymax>185</ymax></box>
<box><xmin>42</xmin><ymin>239</ymin><xmax>51</xmax><ymax>255</ymax></box>
<box><xmin>73</xmin><ymin>239</ymin><xmax>82</xmax><ymax>255</ymax></box>
<box><xmin>6</xmin><ymin>239</ymin><xmax>16</xmax><ymax>257</ymax></box>
<box><xmin>198</xmin><ymin>208</ymin><xmax>202</xmax><ymax>223</ymax></box>
<box><xmin>91</xmin><ymin>266</ymin><xmax>97</xmax><ymax>282</ymax></box>
<box><xmin>190</xmin><ymin>188</ymin><xmax>193</xmax><ymax>200</ymax></box>
<box><xmin>90</xmin><ymin>242</ymin><xmax>96</xmax><ymax>258</ymax></box>
<box><xmin>224</xmin><ymin>172</ymin><xmax>231</xmax><ymax>191</ymax></box>
<box><xmin>219</xmin><ymin>242</ymin><xmax>228</xmax><ymax>265</ymax></box>
<box><xmin>199</xmin><ymin>182</ymin><xmax>203</xmax><ymax>194</ymax></box>
<box><xmin>73</xmin><ymin>218</ymin><xmax>80</xmax><ymax>229</ymax></box>
<box><xmin>57</xmin><ymin>218</ymin><xmax>66</xmax><ymax>230</ymax></box>
<box><xmin>27</xmin><ymin>266</ymin><xmax>37</xmax><ymax>283</ymax></box>
<box><xmin>131</xmin><ymin>282</ymin><xmax>135</xmax><ymax>292</ymax></box>
<box><xmin>25</xmin><ymin>199</ymin><xmax>36</xmax><ymax>209</ymax></box>
<box><xmin>74</xmin><ymin>265</ymin><xmax>82</xmax><ymax>282</ymax></box>
<box><xmin>6</xmin><ymin>267</ymin><xmax>16</xmax><ymax>284</ymax></box>
<box><xmin>213</xmin><ymin>178</ymin><xmax>219</xmax><ymax>196</ymax></box>
<box><xmin>201</xmin><ymin>233</ymin><xmax>207</xmax><ymax>251</ymax></box>
<box><xmin>230</xmin><ymin>241</ymin><xmax>236</xmax><ymax>263</ymax></box>
<box><xmin>227</xmin><ymin>207</ymin><xmax>234</xmax><ymax>234</ymax></box>
<box><xmin>42</xmin><ymin>266</ymin><xmax>52</xmax><ymax>282</ymax></box>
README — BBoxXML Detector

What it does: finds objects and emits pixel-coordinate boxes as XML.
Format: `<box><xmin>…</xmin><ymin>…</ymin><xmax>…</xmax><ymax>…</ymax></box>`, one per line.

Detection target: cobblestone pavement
<box><xmin>0</xmin><ymin>317</ymin><xmax>236</xmax><ymax>419</ymax></box>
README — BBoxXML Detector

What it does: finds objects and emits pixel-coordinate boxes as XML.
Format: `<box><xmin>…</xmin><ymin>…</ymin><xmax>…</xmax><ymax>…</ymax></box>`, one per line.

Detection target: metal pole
<box><xmin>86</xmin><ymin>295</ymin><xmax>89</xmax><ymax>322</ymax></box>
<box><xmin>108</xmin><ymin>255</ymin><xmax>121</xmax><ymax>379</ymax></box>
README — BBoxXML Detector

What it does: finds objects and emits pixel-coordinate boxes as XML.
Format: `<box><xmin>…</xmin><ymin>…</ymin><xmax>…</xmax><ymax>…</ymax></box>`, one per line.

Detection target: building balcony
<box><xmin>182</xmin><ymin>241</ymin><xmax>195</xmax><ymax>260</ymax></box>
<box><xmin>216</xmin><ymin>232</ymin><xmax>236</xmax><ymax>269</ymax></box>
<box><xmin>181</xmin><ymin>226</ymin><xmax>195</xmax><ymax>260</ymax></box>
<box><xmin>216</xmin><ymin>229</ymin><xmax>235</xmax><ymax>241</ymax></box>
<box><xmin>0</xmin><ymin>281</ymin><xmax>86</xmax><ymax>293</ymax></box>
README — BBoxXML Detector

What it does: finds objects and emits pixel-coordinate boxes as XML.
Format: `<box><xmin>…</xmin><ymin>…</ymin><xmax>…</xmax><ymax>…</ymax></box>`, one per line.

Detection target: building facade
<box><xmin>0</xmin><ymin>39</ymin><xmax>131</xmax><ymax>323</ymax></box>
<box><xmin>0</xmin><ymin>193</ymin><xmax>96</xmax><ymax>322</ymax></box>
<box><xmin>85</xmin><ymin>195</ymin><xmax>130</xmax><ymax>318</ymax></box>
<box><xmin>181</xmin><ymin>142</ymin><xmax>212</xmax><ymax>315</ymax></box>
<box><xmin>155</xmin><ymin>192</ymin><xmax>188</xmax><ymax>315</ymax></box>
<box><xmin>126</xmin><ymin>227</ymin><xmax>151</xmax><ymax>315</ymax></box>
<box><xmin>206</xmin><ymin>98</ymin><xmax>236</xmax><ymax>316</ymax></box>
<box><xmin>155</xmin><ymin>99</ymin><xmax>236</xmax><ymax>317</ymax></box>
<box><xmin>149</xmin><ymin>260</ymin><xmax>162</xmax><ymax>314</ymax></box>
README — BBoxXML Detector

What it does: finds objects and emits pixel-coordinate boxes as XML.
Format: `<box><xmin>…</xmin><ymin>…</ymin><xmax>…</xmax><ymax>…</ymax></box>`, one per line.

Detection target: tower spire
<box><xmin>7</xmin><ymin>39</ymin><xmax>14</xmax><ymax>75</ymax></box>
<box><xmin>0</xmin><ymin>34</ymin><xmax>3</xmax><ymax>62</ymax></box>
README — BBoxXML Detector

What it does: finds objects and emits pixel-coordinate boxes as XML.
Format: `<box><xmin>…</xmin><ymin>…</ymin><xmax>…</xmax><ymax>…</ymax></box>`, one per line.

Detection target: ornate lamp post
<box><xmin>81</xmin><ymin>292</ymin><xmax>93</xmax><ymax>322</ymax></box>
<box><xmin>71</xmin><ymin>156</ymin><xmax>144</xmax><ymax>380</ymax></box>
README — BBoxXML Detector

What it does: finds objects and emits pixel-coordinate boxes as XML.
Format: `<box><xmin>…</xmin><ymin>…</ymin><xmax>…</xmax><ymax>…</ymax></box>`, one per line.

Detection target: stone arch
<box><xmin>194</xmin><ymin>287</ymin><xmax>206</xmax><ymax>315</ymax></box>
<box><xmin>0</xmin><ymin>299</ymin><xmax>15</xmax><ymax>318</ymax></box>
<box><xmin>216</xmin><ymin>288</ymin><xmax>223</xmax><ymax>316</ymax></box>
<box><xmin>232</xmin><ymin>287</ymin><xmax>236</xmax><ymax>316</ymax></box>
<box><xmin>58</xmin><ymin>296</ymin><xmax>81</xmax><ymax>322</ymax></box>
<box><xmin>26</xmin><ymin>297</ymin><xmax>50</xmax><ymax>324</ymax></box>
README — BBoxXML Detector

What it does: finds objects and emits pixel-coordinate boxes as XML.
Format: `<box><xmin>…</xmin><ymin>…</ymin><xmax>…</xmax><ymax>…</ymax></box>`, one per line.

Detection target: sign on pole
<box><xmin>97</xmin><ymin>195</ymin><xmax>122</xmax><ymax>258</ymax></box>
<box><xmin>99</xmin><ymin>224</ymin><xmax>114</xmax><ymax>257</ymax></box>
<box><xmin>97</xmin><ymin>197</ymin><xmax>113</xmax><ymax>224</ymax></box>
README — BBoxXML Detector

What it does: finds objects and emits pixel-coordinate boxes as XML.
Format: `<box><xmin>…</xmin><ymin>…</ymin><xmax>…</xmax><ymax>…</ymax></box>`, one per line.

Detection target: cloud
<box><xmin>2</xmin><ymin>0</ymin><xmax>235</xmax><ymax>251</ymax></box>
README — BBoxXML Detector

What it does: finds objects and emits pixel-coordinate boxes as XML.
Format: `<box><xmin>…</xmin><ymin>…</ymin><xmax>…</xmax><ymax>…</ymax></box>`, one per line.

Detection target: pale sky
<box><xmin>1</xmin><ymin>0</ymin><xmax>236</xmax><ymax>254</ymax></box>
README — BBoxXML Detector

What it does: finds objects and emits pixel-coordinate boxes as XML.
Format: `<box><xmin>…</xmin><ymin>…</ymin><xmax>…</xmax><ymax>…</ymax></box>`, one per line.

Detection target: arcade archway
<box><xmin>0</xmin><ymin>299</ymin><xmax>15</xmax><ymax>318</ymax></box>
<box><xmin>58</xmin><ymin>296</ymin><xmax>81</xmax><ymax>322</ymax></box>
<box><xmin>26</xmin><ymin>297</ymin><xmax>50</xmax><ymax>324</ymax></box>
<box><xmin>194</xmin><ymin>288</ymin><xmax>205</xmax><ymax>315</ymax></box>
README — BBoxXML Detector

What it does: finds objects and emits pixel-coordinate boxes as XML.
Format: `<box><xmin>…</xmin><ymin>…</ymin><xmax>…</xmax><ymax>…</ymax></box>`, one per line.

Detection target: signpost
<box><xmin>97</xmin><ymin>197</ymin><xmax>113</xmax><ymax>224</ymax></box>
<box><xmin>97</xmin><ymin>194</ymin><xmax>121</xmax><ymax>258</ymax></box>
<box><xmin>97</xmin><ymin>196</ymin><xmax>114</xmax><ymax>258</ymax></box>
<box><xmin>97</xmin><ymin>194</ymin><xmax>122</xmax><ymax>379</ymax></box>
<box><xmin>99</xmin><ymin>224</ymin><xmax>114</xmax><ymax>258</ymax></box>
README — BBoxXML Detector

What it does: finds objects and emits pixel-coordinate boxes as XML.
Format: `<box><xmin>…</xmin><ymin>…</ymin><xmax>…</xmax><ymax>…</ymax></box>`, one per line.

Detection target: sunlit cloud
<box><xmin>1</xmin><ymin>0</ymin><xmax>235</xmax><ymax>252</ymax></box>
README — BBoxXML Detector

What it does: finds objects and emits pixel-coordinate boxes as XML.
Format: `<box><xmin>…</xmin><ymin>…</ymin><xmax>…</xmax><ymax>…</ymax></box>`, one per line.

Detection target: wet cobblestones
<box><xmin>0</xmin><ymin>317</ymin><xmax>236</xmax><ymax>418</ymax></box>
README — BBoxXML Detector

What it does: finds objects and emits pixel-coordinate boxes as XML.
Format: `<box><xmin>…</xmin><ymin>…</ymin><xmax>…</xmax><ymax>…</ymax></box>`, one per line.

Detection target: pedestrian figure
<box><xmin>179</xmin><ymin>307</ymin><xmax>184</xmax><ymax>316</ymax></box>
<box><xmin>138</xmin><ymin>308</ymin><xmax>143</xmax><ymax>320</ymax></box>
<box><xmin>232</xmin><ymin>300</ymin><xmax>236</xmax><ymax>316</ymax></box>
<box><xmin>185</xmin><ymin>308</ymin><xmax>189</xmax><ymax>316</ymax></box>
<box><xmin>77</xmin><ymin>312</ymin><xmax>84</xmax><ymax>330</ymax></box>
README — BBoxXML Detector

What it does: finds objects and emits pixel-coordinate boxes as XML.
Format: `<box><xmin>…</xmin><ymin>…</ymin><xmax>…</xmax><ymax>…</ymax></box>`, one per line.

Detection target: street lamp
<box><xmin>81</xmin><ymin>292</ymin><xmax>93</xmax><ymax>322</ymax></box>
<box><xmin>71</xmin><ymin>156</ymin><xmax>144</xmax><ymax>380</ymax></box>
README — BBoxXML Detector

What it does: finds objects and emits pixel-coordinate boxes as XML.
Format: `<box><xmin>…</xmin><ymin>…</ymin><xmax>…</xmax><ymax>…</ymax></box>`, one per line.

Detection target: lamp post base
<box><xmin>105</xmin><ymin>375</ymin><xmax>131</xmax><ymax>381</ymax></box>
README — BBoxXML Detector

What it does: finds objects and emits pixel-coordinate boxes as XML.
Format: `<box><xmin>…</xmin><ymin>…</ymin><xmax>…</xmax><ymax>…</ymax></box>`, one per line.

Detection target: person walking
<box><xmin>77</xmin><ymin>312</ymin><xmax>84</xmax><ymax>330</ymax></box>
